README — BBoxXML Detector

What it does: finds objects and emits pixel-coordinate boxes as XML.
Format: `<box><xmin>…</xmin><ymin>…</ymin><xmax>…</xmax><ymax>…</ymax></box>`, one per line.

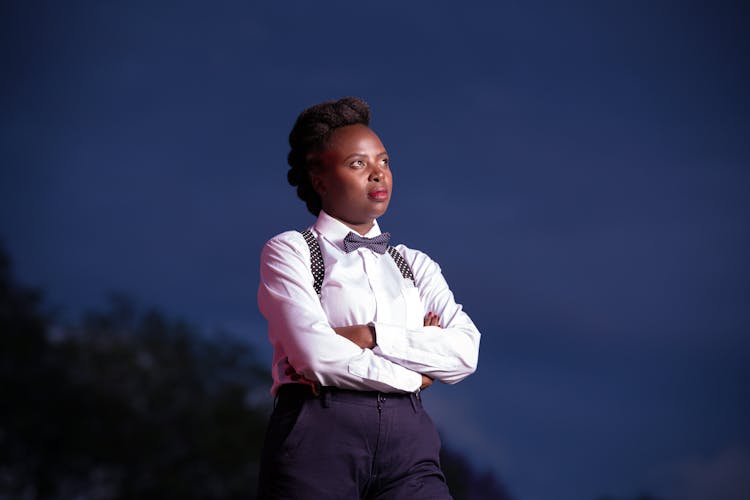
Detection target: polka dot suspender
<box><xmin>301</xmin><ymin>230</ymin><xmax>325</xmax><ymax>295</ymax></box>
<box><xmin>386</xmin><ymin>246</ymin><xmax>416</xmax><ymax>286</ymax></box>
<box><xmin>300</xmin><ymin>229</ymin><xmax>416</xmax><ymax>296</ymax></box>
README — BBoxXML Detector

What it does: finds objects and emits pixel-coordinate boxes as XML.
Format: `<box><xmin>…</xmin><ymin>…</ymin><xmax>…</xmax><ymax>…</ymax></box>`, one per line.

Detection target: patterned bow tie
<box><xmin>343</xmin><ymin>231</ymin><xmax>391</xmax><ymax>254</ymax></box>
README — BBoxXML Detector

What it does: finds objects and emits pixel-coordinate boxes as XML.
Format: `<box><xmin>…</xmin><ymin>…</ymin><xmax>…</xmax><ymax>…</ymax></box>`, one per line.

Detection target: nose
<box><xmin>369</xmin><ymin>163</ymin><xmax>385</xmax><ymax>182</ymax></box>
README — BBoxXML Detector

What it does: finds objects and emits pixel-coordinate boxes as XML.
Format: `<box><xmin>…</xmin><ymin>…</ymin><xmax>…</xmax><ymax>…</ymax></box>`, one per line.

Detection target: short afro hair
<box><xmin>287</xmin><ymin>96</ymin><xmax>371</xmax><ymax>216</ymax></box>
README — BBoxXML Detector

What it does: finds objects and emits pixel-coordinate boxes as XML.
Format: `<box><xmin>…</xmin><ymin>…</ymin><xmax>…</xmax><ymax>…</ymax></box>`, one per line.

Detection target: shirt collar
<box><xmin>314</xmin><ymin>210</ymin><xmax>382</xmax><ymax>252</ymax></box>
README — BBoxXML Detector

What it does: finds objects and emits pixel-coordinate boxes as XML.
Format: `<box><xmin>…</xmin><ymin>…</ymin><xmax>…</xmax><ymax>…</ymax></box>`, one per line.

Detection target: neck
<box><xmin>341</xmin><ymin>219</ymin><xmax>375</xmax><ymax>236</ymax></box>
<box><xmin>325</xmin><ymin>211</ymin><xmax>375</xmax><ymax>235</ymax></box>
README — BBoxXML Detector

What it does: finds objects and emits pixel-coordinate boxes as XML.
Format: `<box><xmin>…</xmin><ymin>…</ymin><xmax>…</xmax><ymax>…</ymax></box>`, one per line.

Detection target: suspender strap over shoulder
<box><xmin>299</xmin><ymin>229</ymin><xmax>416</xmax><ymax>296</ymax></box>
<box><xmin>386</xmin><ymin>246</ymin><xmax>416</xmax><ymax>285</ymax></box>
<box><xmin>301</xmin><ymin>229</ymin><xmax>325</xmax><ymax>295</ymax></box>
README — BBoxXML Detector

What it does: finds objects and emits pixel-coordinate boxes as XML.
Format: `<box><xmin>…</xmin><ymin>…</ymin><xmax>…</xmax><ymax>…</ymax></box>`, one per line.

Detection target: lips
<box><xmin>367</xmin><ymin>189</ymin><xmax>389</xmax><ymax>201</ymax></box>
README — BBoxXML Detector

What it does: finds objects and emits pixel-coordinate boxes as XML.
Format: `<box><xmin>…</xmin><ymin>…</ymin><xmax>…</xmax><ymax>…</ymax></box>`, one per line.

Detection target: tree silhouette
<box><xmin>1</xmin><ymin>247</ymin><xmax>270</xmax><ymax>499</ymax></box>
<box><xmin>440</xmin><ymin>444</ymin><xmax>514</xmax><ymax>500</ymax></box>
<box><xmin>596</xmin><ymin>493</ymin><xmax>665</xmax><ymax>500</ymax></box>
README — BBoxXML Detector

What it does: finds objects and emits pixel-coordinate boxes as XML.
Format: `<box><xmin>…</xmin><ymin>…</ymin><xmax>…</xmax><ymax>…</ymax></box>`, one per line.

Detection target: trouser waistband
<box><xmin>275</xmin><ymin>383</ymin><xmax>422</xmax><ymax>411</ymax></box>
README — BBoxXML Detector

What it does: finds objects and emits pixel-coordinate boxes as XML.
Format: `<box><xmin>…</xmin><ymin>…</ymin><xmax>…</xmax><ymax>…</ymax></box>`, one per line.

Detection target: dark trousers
<box><xmin>258</xmin><ymin>384</ymin><xmax>452</xmax><ymax>500</ymax></box>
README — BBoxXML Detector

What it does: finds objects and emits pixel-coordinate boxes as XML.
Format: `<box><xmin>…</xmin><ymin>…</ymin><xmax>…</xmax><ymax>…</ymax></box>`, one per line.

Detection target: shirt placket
<box><xmin>361</xmin><ymin>250</ymin><xmax>383</xmax><ymax>322</ymax></box>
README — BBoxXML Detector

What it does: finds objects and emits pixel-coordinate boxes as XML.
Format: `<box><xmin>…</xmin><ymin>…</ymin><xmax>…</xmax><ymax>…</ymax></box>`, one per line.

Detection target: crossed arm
<box><xmin>260</xmin><ymin>234</ymin><xmax>479</xmax><ymax>392</ymax></box>
<box><xmin>333</xmin><ymin>310</ymin><xmax>442</xmax><ymax>391</ymax></box>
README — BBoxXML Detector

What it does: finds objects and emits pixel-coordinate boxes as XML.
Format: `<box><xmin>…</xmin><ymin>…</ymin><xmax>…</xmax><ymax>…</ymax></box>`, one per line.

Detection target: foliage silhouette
<box><xmin>440</xmin><ymin>445</ymin><xmax>514</xmax><ymax>500</ymax></box>
<box><xmin>596</xmin><ymin>494</ymin><xmax>664</xmax><ymax>500</ymax></box>
<box><xmin>1</xmin><ymin>246</ymin><xmax>511</xmax><ymax>499</ymax></box>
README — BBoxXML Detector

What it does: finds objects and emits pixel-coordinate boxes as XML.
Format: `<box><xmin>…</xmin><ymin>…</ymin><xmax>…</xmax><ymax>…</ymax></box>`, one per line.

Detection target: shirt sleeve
<box><xmin>372</xmin><ymin>247</ymin><xmax>481</xmax><ymax>384</ymax></box>
<box><xmin>258</xmin><ymin>233</ymin><xmax>423</xmax><ymax>393</ymax></box>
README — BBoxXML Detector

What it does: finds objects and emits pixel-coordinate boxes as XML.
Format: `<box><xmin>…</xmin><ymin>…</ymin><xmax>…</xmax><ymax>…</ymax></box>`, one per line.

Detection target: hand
<box><xmin>333</xmin><ymin>324</ymin><xmax>376</xmax><ymax>349</ymax></box>
<box><xmin>284</xmin><ymin>364</ymin><xmax>315</xmax><ymax>384</ymax></box>
<box><xmin>420</xmin><ymin>313</ymin><xmax>440</xmax><ymax>390</ymax></box>
<box><xmin>424</xmin><ymin>312</ymin><xmax>442</xmax><ymax>328</ymax></box>
<box><xmin>420</xmin><ymin>374</ymin><xmax>433</xmax><ymax>390</ymax></box>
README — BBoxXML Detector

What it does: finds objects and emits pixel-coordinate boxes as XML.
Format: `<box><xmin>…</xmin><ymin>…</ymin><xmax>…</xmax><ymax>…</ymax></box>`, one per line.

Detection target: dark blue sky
<box><xmin>2</xmin><ymin>1</ymin><xmax>749</xmax><ymax>499</ymax></box>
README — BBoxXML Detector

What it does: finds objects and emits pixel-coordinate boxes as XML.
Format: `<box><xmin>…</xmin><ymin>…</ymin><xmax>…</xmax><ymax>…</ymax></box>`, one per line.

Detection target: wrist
<box><xmin>367</xmin><ymin>322</ymin><xmax>377</xmax><ymax>348</ymax></box>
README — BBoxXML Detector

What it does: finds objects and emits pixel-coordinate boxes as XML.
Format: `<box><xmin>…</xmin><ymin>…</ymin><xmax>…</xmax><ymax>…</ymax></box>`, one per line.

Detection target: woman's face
<box><xmin>312</xmin><ymin>124</ymin><xmax>392</xmax><ymax>232</ymax></box>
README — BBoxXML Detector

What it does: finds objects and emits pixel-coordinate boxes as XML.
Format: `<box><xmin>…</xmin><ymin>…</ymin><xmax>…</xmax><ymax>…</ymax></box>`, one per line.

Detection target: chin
<box><xmin>370</xmin><ymin>206</ymin><xmax>390</xmax><ymax>219</ymax></box>
<box><xmin>373</xmin><ymin>199</ymin><xmax>391</xmax><ymax>211</ymax></box>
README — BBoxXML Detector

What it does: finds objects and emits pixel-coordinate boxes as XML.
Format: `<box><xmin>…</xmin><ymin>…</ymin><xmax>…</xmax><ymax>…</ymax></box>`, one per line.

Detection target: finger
<box><xmin>425</xmin><ymin>312</ymin><xmax>440</xmax><ymax>327</ymax></box>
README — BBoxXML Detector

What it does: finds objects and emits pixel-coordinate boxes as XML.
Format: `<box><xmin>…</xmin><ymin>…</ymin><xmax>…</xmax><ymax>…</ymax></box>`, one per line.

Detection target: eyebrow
<box><xmin>343</xmin><ymin>151</ymin><xmax>388</xmax><ymax>161</ymax></box>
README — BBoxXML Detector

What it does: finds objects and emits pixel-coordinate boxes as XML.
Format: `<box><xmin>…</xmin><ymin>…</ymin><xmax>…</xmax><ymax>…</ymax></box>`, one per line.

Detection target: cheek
<box><xmin>349</xmin><ymin>174</ymin><xmax>370</xmax><ymax>191</ymax></box>
<box><xmin>334</xmin><ymin>175</ymin><xmax>364</xmax><ymax>199</ymax></box>
<box><xmin>383</xmin><ymin>170</ymin><xmax>393</xmax><ymax>188</ymax></box>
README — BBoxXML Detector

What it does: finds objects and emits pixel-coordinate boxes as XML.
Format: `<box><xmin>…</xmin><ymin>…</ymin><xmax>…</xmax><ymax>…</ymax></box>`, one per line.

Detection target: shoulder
<box><xmin>261</xmin><ymin>230</ymin><xmax>311</xmax><ymax>262</ymax></box>
<box><xmin>391</xmin><ymin>243</ymin><xmax>442</xmax><ymax>278</ymax></box>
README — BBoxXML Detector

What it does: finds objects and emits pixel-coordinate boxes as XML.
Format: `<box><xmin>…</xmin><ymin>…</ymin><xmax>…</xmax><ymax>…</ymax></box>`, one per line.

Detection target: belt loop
<box><xmin>321</xmin><ymin>387</ymin><xmax>331</xmax><ymax>408</ymax></box>
<box><xmin>409</xmin><ymin>392</ymin><xmax>418</xmax><ymax>413</ymax></box>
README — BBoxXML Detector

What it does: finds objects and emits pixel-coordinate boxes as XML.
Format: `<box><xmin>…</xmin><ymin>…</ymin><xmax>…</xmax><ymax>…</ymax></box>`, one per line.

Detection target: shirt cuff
<box><xmin>348</xmin><ymin>351</ymin><xmax>422</xmax><ymax>392</ymax></box>
<box><xmin>372</xmin><ymin>321</ymin><xmax>409</xmax><ymax>359</ymax></box>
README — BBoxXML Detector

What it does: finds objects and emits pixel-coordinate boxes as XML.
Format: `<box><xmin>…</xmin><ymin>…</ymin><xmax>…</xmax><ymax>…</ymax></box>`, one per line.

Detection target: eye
<box><xmin>350</xmin><ymin>159</ymin><xmax>366</xmax><ymax>168</ymax></box>
<box><xmin>381</xmin><ymin>157</ymin><xmax>390</xmax><ymax>169</ymax></box>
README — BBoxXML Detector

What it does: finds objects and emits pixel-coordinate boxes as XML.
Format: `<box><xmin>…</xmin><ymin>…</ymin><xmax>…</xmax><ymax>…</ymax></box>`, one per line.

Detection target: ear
<box><xmin>309</xmin><ymin>170</ymin><xmax>326</xmax><ymax>197</ymax></box>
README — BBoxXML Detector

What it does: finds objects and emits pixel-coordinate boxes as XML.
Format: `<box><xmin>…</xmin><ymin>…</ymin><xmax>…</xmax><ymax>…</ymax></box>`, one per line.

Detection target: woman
<box><xmin>257</xmin><ymin>97</ymin><xmax>480</xmax><ymax>499</ymax></box>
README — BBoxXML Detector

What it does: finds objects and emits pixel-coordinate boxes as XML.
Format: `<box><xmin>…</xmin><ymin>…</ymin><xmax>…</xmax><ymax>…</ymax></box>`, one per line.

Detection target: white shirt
<box><xmin>258</xmin><ymin>210</ymin><xmax>481</xmax><ymax>395</ymax></box>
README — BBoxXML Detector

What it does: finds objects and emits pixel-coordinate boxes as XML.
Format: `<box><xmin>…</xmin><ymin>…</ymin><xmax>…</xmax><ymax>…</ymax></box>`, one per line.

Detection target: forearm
<box><xmin>373</xmin><ymin>321</ymin><xmax>479</xmax><ymax>383</ymax></box>
<box><xmin>333</xmin><ymin>324</ymin><xmax>376</xmax><ymax>349</ymax></box>
<box><xmin>330</xmin><ymin>313</ymin><xmax>479</xmax><ymax>385</ymax></box>
<box><xmin>262</xmin><ymin>293</ymin><xmax>425</xmax><ymax>392</ymax></box>
<box><xmin>334</xmin><ymin>323</ymin><xmax>433</xmax><ymax>390</ymax></box>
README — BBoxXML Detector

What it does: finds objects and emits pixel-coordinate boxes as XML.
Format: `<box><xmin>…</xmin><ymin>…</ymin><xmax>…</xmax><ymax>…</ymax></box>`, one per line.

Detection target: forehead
<box><xmin>325</xmin><ymin>124</ymin><xmax>386</xmax><ymax>154</ymax></box>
